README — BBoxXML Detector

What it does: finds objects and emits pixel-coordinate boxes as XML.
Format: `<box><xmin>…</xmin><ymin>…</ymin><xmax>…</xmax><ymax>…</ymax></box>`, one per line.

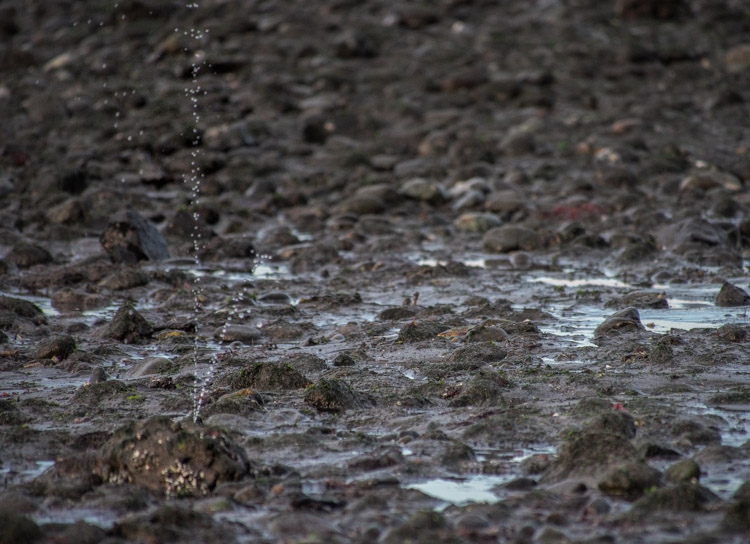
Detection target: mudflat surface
<box><xmin>2</xmin><ymin>1</ymin><xmax>750</xmax><ymax>543</ymax></box>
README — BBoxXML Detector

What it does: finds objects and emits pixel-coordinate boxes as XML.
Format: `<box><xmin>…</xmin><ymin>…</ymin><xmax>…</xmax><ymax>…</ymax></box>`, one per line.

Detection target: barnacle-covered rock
<box><xmin>95</xmin><ymin>416</ymin><xmax>251</xmax><ymax>497</ymax></box>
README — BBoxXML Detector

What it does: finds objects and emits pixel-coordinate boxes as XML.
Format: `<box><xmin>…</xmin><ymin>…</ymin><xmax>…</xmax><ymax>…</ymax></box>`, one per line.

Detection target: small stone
<box><xmin>542</xmin><ymin>429</ymin><xmax>638</xmax><ymax>483</ymax></box>
<box><xmin>629</xmin><ymin>483</ymin><xmax>719</xmax><ymax>518</ymax></box>
<box><xmin>715</xmin><ymin>281</ymin><xmax>750</xmax><ymax>307</ymax></box>
<box><xmin>383</xmin><ymin>511</ymin><xmax>448</xmax><ymax>544</ymax></box>
<box><xmin>397</xmin><ymin>321</ymin><xmax>449</xmax><ymax>343</ymax></box>
<box><xmin>332</xmin><ymin>353</ymin><xmax>356</xmax><ymax>367</ymax></box>
<box><xmin>214</xmin><ymin>324</ymin><xmax>262</xmax><ymax>345</ymax></box>
<box><xmin>47</xmin><ymin>198</ymin><xmax>89</xmax><ymax>225</ymax></box>
<box><xmin>483</xmin><ymin>226</ymin><xmax>542</xmax><ymax>253</ymax></box>
<box><xmin>721</xmin><ymin>481</ymin><xmax>750</xmax><ymax>532</ymax></box>
<box><xmin>33</xmin><ymin>335</ymin><xmax>76</xmax><ymax>361</ymax></box>
<box><xmin>99</xmin><ymin>302</ymin><xmax>153</xmax><ymax>344</ymax></box>
<box><xmin>0</xmin><ymin>295</ymin><xmax>47</xmax><ymax>326</ymax></box>
<box><xmin>224</xmin><ymin>362</ymin><xmax>308</xmax><ymax>390</ymax></box>
<box><xmin>598</xmin><ymin>462</ymin><xmax>662</xmax><ymax>500</ymax></box>
<box><xmin>98</xmin><ymin>266</ymin><xmax>149</xmax><ymax>290</ymax></box>
<box><xmin>0</xmin><ymin>511</ymin><xmax>42</xmax><ymax>544</ymax></box>
<box><xmin>679</xmin><ymin>171</ymin><xmax>742</xmax><ymax>192</ymax></box>
<box><xmin>605</xmin><ymin>290</ymin><xmax>668</xmax><ymax>309</ymax></box>
<box><xmin>726</xmin><ymin>43</ymin><xmax>750</xmax><ymax>74</ymax></box>
<box><xmin>334</xmin><ymin>30</ymin><xmax>377</xmax><ymax>59</ymax></box>
<box><xmin>378</xmin><ymin>307</ymin><xmax>418</xmax><ymax>321</ymax></box>
<box><xmin>4</xmin><ymin>241</ymin><xmax>53</xmax><ymax>269</ymax></box>
<box><xmin>615</xmin><ymin>0</ymin><xmax>685</xmax><ymax>19</ymax></box>
<box><xmin>453</xmin><ymin>212</ymin><xmax>501</xmax><ymax>233</ymax></box>
<box><xmin>100</xmin><ymin>209</ymin><xmax>170</xmax><ymax>263</ymax></box>
<box><xmin>485</xmin><ymin>190</ymin><xmax>527</xmax><ymax>215</ymax></box>
<box><xmin>304</xmin><ymin>378</ymin><xmax>371</xmax><ymax>412</ymax></box>
<box><xmin>448</xmin><ymin>369</ymin><xmax>510</xmax><ymax>407</ymax></box>
<box><xmin>399</xmin><ymin>178</ymin><xmax>448</xmax><ymax>205</ymax></box>
<box><xmin>665</xmin><ymin>459</ymin><xmax>701</xmax><ymax>484</ymax></box>
<box><xmin>593</xmin><ymin>307</ymin><xmax>644</xmax><ymax>338</ymax></box>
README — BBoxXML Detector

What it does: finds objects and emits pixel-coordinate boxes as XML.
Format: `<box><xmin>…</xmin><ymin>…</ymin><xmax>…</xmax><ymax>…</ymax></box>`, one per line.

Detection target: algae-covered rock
<box><xmin>224</xmin><ymin>362</ymin><xmax>308</xmax><ymax>390</ymax></box>
<box><xmin>304</xmin><ymin>378</ymin><xmax>372</xmax><ymax>413</ymax></box>
<box><xmin>598</xmin><ymin>461</ymin><xmax>662</xmax><ymax>500</ymax></box>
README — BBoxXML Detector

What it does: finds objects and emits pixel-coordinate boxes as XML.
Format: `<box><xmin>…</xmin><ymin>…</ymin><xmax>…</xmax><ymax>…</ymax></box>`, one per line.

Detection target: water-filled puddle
<box><xmin>0</xmin><ymin>460</ymin><xmax>55</xmax><ymax>487</ymax></box>
<box><xmin>408</xmin><ymin>474</ymin><xmax>514</xmax><ymax>507</ymax></box>
<box><xmin>525</xmin><ymin>275</ymin><xmax>750</xmax><ymax>345</ymax></box>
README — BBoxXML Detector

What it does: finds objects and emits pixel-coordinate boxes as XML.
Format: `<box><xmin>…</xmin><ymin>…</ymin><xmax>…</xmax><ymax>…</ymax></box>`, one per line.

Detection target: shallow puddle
<box><xmin>407</xmin><ymin>474</ymin><xmax>514</xmax><ymax>508</ymax></box>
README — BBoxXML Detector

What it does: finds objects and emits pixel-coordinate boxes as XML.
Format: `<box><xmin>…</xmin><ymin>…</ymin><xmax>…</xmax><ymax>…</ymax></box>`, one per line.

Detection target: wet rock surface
<box><xmin>1</xmin><ymin>1</ymin><xmax>750</xmax><ymax>543</ymax></box>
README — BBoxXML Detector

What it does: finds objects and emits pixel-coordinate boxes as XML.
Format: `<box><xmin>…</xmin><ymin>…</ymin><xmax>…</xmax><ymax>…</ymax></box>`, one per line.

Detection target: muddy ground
<box><xmin>2</xmin><ymin>0</ymin><xmax>750</xmax><ymax>542</ymax></box>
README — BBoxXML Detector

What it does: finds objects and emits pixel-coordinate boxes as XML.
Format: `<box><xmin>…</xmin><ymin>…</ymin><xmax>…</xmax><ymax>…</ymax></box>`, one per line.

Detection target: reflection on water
<box><xmin>408</xmin><ymin>474</ymin><xmax>512</xmax><ymax>507</ymax></box>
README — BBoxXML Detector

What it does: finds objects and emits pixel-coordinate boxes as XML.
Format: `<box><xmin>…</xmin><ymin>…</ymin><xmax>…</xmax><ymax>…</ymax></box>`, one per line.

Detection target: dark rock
<box><xmin>615</xmin><ymin>0</ymin><xmax>687</xmax><ymax>19</ymax></box>
<box><xmin>397</xmin><ymin>321</ymin><xmax>449</xmax><ymax>343</ymax></box>
<box><xmin>95</xmin><ymin>416</ymin><xmax>250</xmax><ymax>497</ymax></box>
<box><xmin>334</xmin><ymin>30</ymin><xmax>377</xmax><ymax>59</ymax></box>
<box><xmin>47</xmin><ymin>198</ymin><xmax>89</xmax><ymax>225</ymax></box>
<box><xmin>203</xmin><ymin>389</ymin><xmax>264</xmax><ymax>418</ymax></box>
<box><xmin>0</xmin><ymin>511</ymin><xmax>42</xmax><ymax>544</ymax></box>
<box><xmin>721</xmin><ymin>480</ymin><xmax>750</xmax><ymax>532</ymax></box>
<box><xmin>44</xmin><ymin>520</ymin><xmax>105</xmax><ymax>544</ymax></box>
<box><xmin>304</xmin><ymin>378</ymin><xmax>371</xmax><ymax>413</ymax></box>
<box><xmin>4</xmin><ymin>241</ymin><xmax>53</xmax><ymax>269</ymax></box>
<box><xmin>112</xmin><ymin>504</ymin><xmax>238</xmax><ymax>542</ymax></box>
<box><xmin>439</xmin><ymin>441</ymin><xmax>476</xmax><ymax>470</ymax></box>
<box><xmin>629</xmin><ymin>483</ymin><xmax>719</xmax><ymax>519</ymax></box>
<box><xmin>98</xmin><ymin>266</ymin><xmax>149</xmax><ymax>290</ymax></box>
<box><xmin>648</xmin><ymin>340</ymin><xmax>674</xmax><ymax>364</ymax></box>
<box><xmin>332</xmin><ymin>353</ymin><xmax>356</xmax><ymax>367</ymax></box>
<box><xmin>262</xmin><ymin>319</ymin><xmax>316</xmax><ymax>342</ymax></box>
<box><xmin>654</xmin><ymin>218</ymin><xmax>728</xmax><ymax>252</ymax></box>
<box><xmin>671</xmin><ymin>418</ymin><xmax>721</xmax><ymax>447</ymax></box>
<box><xmin>598</xmin><ymin>462</ymin><xmax>662</xmax><ymax>500</ymax></box>
<box><xmin>100</xmin><ymin>209</ymin><xmax>170</xmax><ymax>263</ymax></box>
<box><xmin>454</xmin><ymin>212</ymin><xmax>502</xmax><ymax>233</ymax></box>
<box><xmin>543</xmin><ymin>429</ymin><xmax>638</xmax><ymax>482</ymax></box>
<box><xmin>399</xmin><ymin>178</ymin><xmax>448</xmax><ymax>205</ymax></box>
<box><xmin>715</xmin><ymin>281</ymin><xmax>750</xmax><ymax>307</ymax></box>
<box><xmin>98</xmin><ymin>302</ymin><xmax>153</xmax><ymax>344</ymax></box>
<box><xmin>224</xmin><ymin>362</ymin><xmax>308</xmax><ymax>390</ymax></box>
<box><xmin>586</xmin><ymin>411</ymin><xmax>637</xmax><ymax>439</ymax></box>
<box><xmin>399</xmin><ymin>7</ymin><xmax>440</xmax><ymax>29</ymax></box>
<box><xmin>33</xmin><ymin>335</ymin><xmax>76</xmax><ymax>361</ymax></box>
<box><xmin>605</xmin><ymin>290</ymin><xmax>668</xmax><ymax>309</ymax></box>
<box><xmin>199</xmin><ymin>236</ymin><xmax>255</xmax><ymax>261</ymax></box>
<box><xmin>301</xmin><ymin>113</ymin><xmax>332</xmax><ymax>144</ymax></box>
<box><xmin>51</xmin><ymin>288</ymin><xmax>109</xmax><ymax>312</ymax></box>
<box><xmin>593</xmin><ymin>307</ymin><xmax>644</xmax><ymax>339</ymax></box>
<box><xmin>448</xmin><ymin>369</ymin><xmax>510</xmax><ymax>407</ymax></box>
<box><xmin>447</xmin><ymin>342</ymin><xmax>507</xmax><ymax>364</ymax></box>
<box><xmin>378</xmin><ymin>307</ymin><xmax>418</xmax><ymax>321</ymax></box>
<box><xmin>463</xmin><ymin>324</ymin><xmax>508</xmax><ymax>343</ymax></box>
<box><xmin>0</xmin><ymin>295</ymin><xmax>47</xmax><ymax>326</ymax></box>
<box><xmin>483</xmin><ymin>226</ymin><xmax>542</xmax><ymax>253</ymax></box>
<box><xmin>164</xmin><ymin>208</ymin><xmax>215</xmax><ymax>240</ymax></box>
<box><xmin>0</xmin><ymin>398</ymin><xmax>27</xmax><ymax>425</ymax></box>
<box><xmin>383</xmin><ymin>511</ymin><xmax>449</xmax><ymax>544</ymax></box>
<box><xmin>72</xmin><ymin>380</ymin><xmax>128</xmax><ymax>406</ymax></box>
<box><xmin>665</xmin><ymin>459</ymin><xmax>701</xmax><ymax>483</ymax></box>
<box><xmin>349</xmin><ymin>446</ymin><xmax>404</xmax><ymax>471</ymax></box>
<box><xmin>707</xmin><ymin>386</ymin><xmax>750</xmax><ymax>405</ymax></box>
<box><xmin>716</xmin><ymin>323</ymin><xmax>750</xmax><ymax>342</ymax></box>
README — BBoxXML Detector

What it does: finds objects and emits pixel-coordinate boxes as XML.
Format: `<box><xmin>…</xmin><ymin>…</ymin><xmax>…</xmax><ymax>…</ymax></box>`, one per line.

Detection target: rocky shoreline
<box><xmin>2</xmin><ymin>1</ymin><xmax>750</xmax><ymax>542</ymax></box>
